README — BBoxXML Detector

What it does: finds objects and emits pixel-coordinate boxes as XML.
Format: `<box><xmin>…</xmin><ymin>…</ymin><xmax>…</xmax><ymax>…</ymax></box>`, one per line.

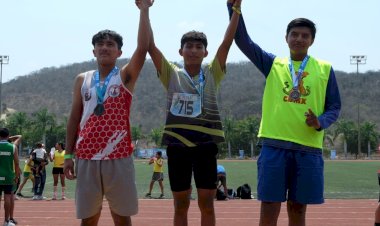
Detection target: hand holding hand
<box><xmin>305</xmin><ymin>108</ymin><xmax>321</xmax><ymax>130</ymax></box>
<box><xmin>135</xmin><ymin>0</ymin><xmax>154</xmax><ymax>10</ymax></box>
<box><xmin>227</xmin><ymin>0</ymin><xmax>242</xmax><ymax>7</ymax></box>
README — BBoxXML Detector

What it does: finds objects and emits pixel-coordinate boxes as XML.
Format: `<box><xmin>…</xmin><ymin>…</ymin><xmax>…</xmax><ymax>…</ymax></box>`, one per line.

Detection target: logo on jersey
<box><xmin>282</xmin><ymin>71</ymin><xmax>310</xmax><ymax>104</ymax></box>
<box><xmin>108</xmin><ymin>85</ymin><xmax>120</xmax><ymax>98</ymax></box>
<box><xmin>84</xmin><ymin>89</ymin><xmax>92</xmax><ymax>101</ymax></box>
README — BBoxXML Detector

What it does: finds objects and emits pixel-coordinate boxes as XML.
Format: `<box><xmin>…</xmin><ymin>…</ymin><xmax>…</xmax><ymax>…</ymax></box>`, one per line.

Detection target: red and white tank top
<box><xmin>75</xmin><ymin>70</ymin><xmax>133</xmax><ymax>160</ymax></box>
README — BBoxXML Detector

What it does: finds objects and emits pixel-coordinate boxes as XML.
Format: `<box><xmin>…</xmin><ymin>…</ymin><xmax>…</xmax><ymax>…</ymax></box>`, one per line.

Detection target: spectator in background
<box><xmin>49</xmin><ymin>142</ymin><xmax>66</xmax><ymax>200</ymax></box>
<box><xmin>145</xmin><ymin>151</ymin><xmax>165</xmax><ymax>199</ymax></box>
<box><xmin>16</xmin><ymin>153</ymin><xmax>35</xmax><ymax>198</ymax></box>
<box><xmin>31</xmin><ymin>143</ymin><xmax>48</xmax><ymax>200</ymax></box>
<box><xmin>217</xmin><ymin>165</ymin><xmax>228</xmax><ymax>199</ymax></box>
<box><xmin>0</xmin><ymin>128</ymin><xmax>21</xmax><ymax>226</ymax></box>
<box><xmin>8</xmin><ymin>134</ymin><xmax>22</xmax><ymax>225</ymax></box>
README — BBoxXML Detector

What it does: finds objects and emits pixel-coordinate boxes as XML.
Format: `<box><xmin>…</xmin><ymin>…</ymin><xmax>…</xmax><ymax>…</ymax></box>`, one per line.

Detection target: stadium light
<box><xmin>0</xmin><ymin>55</ymin><xmax>9</xmax><ymax>116</ymax></box>
<box><xmin>350</xmin><ymin>55</ymin><xmax>367</xmax><ymax>157</ymax></box>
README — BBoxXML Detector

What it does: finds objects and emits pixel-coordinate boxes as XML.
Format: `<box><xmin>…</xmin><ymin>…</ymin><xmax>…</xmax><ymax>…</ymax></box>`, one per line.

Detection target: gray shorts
<box><xmin>75</xmin><ymin>157</ymin><xmax>138</xmax><ymax>219</ymax></box>
<box><xmin>151</xmin><ymin>172</ymin><xmax>164</xmax><ymax>181</ymax></box>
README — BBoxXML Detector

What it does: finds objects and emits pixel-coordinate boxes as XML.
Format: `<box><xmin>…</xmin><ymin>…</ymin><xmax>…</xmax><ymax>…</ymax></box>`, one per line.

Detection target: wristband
<box><xmin>64</xmin><ymin>154</ymin><xmax>74</xmax><ymax>159</ymax></box>
<box><xmin>232</xmin><ymin>6</ymin><xmax>241</xmax><ymax>15</ymax></box>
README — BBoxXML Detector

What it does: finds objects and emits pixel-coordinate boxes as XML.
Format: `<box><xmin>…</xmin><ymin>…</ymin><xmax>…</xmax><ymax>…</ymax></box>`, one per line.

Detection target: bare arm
<box><xmin>9</xmin><ymin>135</ymin><xmax>22</xmax><ymax>146</ymax></box>
<box><xmin>13</xmin><ymin>146</ymin><xmax>21</xmax><ymax>181</ymax></box>
<box><xmin>26</xmin><ymin>156</ymin><xmax>33</xmax><ymax>167</ymax></box>
<box><xmin>64</xmin><ymin>73</ymin><xmax>84</xmax><ymax>180</ymax></box>
<box><xmin>216</xmin><ymin>0</ymin><xmax>242</xmax><ymax>71</ymax></box>
<box><xmin>147</xmin><ymin>10</ymin><xmax>164</xmax><ymax>75</ymax></box>
<box><xmin>121</xmin><ymin>0</ymin><xmax>154</xmax><ymax>92</ymax></box>
<box><xmin>65</xmin><ymin>74</ymin><xmax>84</xmax><ymax>156</ymax></box>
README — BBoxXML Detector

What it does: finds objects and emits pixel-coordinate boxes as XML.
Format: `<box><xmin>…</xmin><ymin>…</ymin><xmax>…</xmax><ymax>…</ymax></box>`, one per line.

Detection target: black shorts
<box><xmin>52</xmin><ymin>167</ymin><xmax>64</xmax><ymax>175</ymax></box>
<box><xmin>167</xmin><ymin>143</ymin><xmax>218</xmax><ymax>192</ymax></box>
<box><xmin>0</xmin><ymin>184</ymin><xmax>13</xmax><ymax>195</ymax></box>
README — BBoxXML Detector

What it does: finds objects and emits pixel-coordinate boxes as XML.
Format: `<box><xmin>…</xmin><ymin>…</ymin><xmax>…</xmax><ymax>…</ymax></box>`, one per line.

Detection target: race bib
<box><xmin>170</xmin><ymin>93</ymin><xmax>201</xmax><ymax>118</ymax></box>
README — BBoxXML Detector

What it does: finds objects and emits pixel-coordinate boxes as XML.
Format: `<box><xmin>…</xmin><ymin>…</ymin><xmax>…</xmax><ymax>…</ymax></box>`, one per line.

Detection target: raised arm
<box><xmin>9</xmin><ymin>135</ymin><xmax>22</xmax><ymax>146</ymax></box>
<box><xmin>121</xmin><ymin>0</ymin><xmax>154</xmax><ymax>92</ymax></box>
<box><xmin>147</xmin><ymin>12</ymin><xmax>164</xmax><ymax>75</ymax></box>
<box><xmin>216</xmin><ymin>0</ymin><xmax>242</xmax><ymax>71</ymax></box>
<box><xmin>227</xmin><ymin>2</ymin><xmax>275</xmax><ymax>77</ymax></box>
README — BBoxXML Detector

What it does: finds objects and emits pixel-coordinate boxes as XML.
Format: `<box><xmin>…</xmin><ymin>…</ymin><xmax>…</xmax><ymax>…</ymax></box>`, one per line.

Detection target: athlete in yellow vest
<box><xmin>228</xmin><ymin>4</ymin><xmax>341</xmax><ymax>226</ymax></box>
<box><xmin>49</xmin><ymin>143</ymin><xmax>66</xmax><ymax>200</ymax></box>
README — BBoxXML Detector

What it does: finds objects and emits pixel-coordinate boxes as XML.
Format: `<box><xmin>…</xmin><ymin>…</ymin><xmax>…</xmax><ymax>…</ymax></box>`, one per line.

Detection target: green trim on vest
<box><xmin>259</xmin><ymin>56</ymin><xmax>331</xmax><ymax>149</ymax></box>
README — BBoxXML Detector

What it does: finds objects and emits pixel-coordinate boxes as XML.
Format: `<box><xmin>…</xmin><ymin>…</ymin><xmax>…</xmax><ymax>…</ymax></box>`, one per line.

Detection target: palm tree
<box><xmin>6</xmin><ymin>111</ymin><xmax>31</xmax><ymax>155</ymax></box>
<box><xmin>32</xmin><ymin>108</ymin><xmax>56</xmax><ymax>145</ymax></box>
<box><xmin>360</xmin><ymin>121</ymin><xmax>379</xmax><ymax>157</ymax></box>
<box><xmin>245</xmin><ymin>116</ymin><xmax>260</xmax><ymax>158</ymax></box>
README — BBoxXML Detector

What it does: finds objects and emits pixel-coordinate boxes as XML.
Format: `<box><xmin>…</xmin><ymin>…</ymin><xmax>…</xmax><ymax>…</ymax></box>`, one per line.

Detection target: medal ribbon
<box><xmin>288</xmin><ymin>55</ymin><xmax>309</xmax><ymax>89</ymax></box>
<box><xmin>94</xmin><ymin>66</ymin><xmax>119</xmax><ymax>104</ymax></box>
<box><xmin>183</xmin><ymin>68</ymin><xmax>205</xmax><ymax>107</ymax></box>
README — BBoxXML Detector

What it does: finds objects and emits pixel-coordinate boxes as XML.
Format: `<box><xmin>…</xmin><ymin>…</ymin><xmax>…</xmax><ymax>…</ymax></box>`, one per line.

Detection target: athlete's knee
<box><xmin>174</xmin><ymin>198</ymin><xmax>190</xmax><ymax>214</ymax></box>
<box><xmin>198</xmin><ymin>197</ymin><xmax>215</xmax><ymax>215</ymax></box>
<box><xmin>110</xmin><ymin>211</ymin><xmax>132</xmax><ymax>226</ymax></box>
<box><xmin>287</xmin><ymin>200</ymin><xmax>307</xmax><ymax>216</ymax></box>
<box><xmin>81</xmin><ymin>212</ymin><xmax>101</xmax><ymax>226</ymax></box>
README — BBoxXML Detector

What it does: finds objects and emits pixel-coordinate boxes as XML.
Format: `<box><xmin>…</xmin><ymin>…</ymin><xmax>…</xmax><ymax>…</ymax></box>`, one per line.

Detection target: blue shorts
<box><xmin>257</xmin><ymin>145</ymin><xmax>324</xmax><ymax>204</ymax></box>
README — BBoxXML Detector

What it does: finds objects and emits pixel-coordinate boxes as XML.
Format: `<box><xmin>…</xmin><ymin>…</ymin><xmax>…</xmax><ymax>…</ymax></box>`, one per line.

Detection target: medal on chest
<box><xmin>93</xmin><ymin>67</ymin><xmax>118</xmax><ymax>116</ymax></box>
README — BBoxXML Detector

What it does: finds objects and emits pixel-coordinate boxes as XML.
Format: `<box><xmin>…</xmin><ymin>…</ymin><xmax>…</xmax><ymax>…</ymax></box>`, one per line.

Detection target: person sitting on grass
<box><xmin>216</xmin><ymin>164</ymin><xmax>228</xmax><ymax>200</ymax></box>
<box><xmin>145</xmin><ymin>151</ymin><xmax>165</xmax><ymax>199</ymax></box>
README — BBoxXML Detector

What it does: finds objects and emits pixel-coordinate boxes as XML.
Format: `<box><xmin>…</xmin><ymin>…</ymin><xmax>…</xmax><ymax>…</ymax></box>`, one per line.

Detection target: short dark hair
<box><xmin>156</xmin><ymin>151</ymin><xmax>162</xmax><ymax>156</ymax></box>
<box><xmin>181</xmin><ymin>31</ymin><xmax>208</xmax><ymax>49</ymax></box>
<box><xmin>92</xmin><ymin>29</ymin><xmax>123</xmax><ymax>50</ymax></box>
<box><xmin>286</xmin><ymin>18</ymin><xmax>316</xmax><ymax>40</ymax></box>
<box><xmin>0</xmin><ymin>128</ymin><xmax>9</xmax><ymax>138</ymax></box>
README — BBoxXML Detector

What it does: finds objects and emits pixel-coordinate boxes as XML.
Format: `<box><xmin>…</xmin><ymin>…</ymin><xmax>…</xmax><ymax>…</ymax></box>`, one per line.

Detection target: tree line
<box><xmin>2</xmin><ymin>107</ymin><xmax>377</xmax><ymax>159</ymax></box>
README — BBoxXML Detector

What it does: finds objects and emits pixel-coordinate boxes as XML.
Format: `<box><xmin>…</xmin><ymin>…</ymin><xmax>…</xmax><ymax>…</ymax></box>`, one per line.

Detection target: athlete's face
<box><xmin>286</xmin><ymin>27</ymin><xmax>314</xmax><ymax>59</ymax></box>
<box><xmin>179</xmin><ymin>41</ymin><xmax>208</xmax><ymax>66</ymax></box>
<box><xmin>93</xmin><ymin>38</ymin><xmax>122</xmax><ymax>65</ymax></box>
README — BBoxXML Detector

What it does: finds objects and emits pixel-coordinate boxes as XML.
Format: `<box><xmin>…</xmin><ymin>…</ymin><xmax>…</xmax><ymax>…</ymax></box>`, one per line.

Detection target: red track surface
<box><xmin>0</xmin><ymin>198</ymin><xmax>376</xmax><ymax>226</ymax></box>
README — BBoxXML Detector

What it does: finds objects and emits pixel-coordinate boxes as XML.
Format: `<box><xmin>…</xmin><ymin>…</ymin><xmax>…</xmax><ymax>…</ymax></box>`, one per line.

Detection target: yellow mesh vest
<box><xmin>258</xmin><ymin>56</ymin><xmax>331</xmax><ymax>148</ymax></box>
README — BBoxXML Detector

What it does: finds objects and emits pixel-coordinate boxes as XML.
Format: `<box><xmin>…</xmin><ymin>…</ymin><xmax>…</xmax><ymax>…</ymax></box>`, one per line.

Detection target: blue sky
<box><xmin>0</xmin><ymin>0</ymin><xmax>379</xmax><ymax>82</ymax></box>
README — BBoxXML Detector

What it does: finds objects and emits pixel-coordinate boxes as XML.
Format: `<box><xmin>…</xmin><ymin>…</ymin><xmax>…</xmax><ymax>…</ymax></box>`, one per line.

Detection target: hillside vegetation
<box><xmin>2</xmin><ymin>58</ymin><xmax>380</xmax><ymax>133</ymax></box>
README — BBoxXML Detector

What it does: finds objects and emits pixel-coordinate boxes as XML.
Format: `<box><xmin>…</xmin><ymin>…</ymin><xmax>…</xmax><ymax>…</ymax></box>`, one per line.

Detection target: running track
<box><xmin>1</xmin><ymin>198</ymin><xmax>376</xmax><ymax>225</ymax></box>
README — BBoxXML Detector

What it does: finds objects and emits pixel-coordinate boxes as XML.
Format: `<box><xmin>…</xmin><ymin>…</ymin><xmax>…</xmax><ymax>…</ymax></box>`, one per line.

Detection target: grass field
<box><xmin>17</xmin><ymin>159</ymin><xmax>380</xmax><ymax>200</ymax></box>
